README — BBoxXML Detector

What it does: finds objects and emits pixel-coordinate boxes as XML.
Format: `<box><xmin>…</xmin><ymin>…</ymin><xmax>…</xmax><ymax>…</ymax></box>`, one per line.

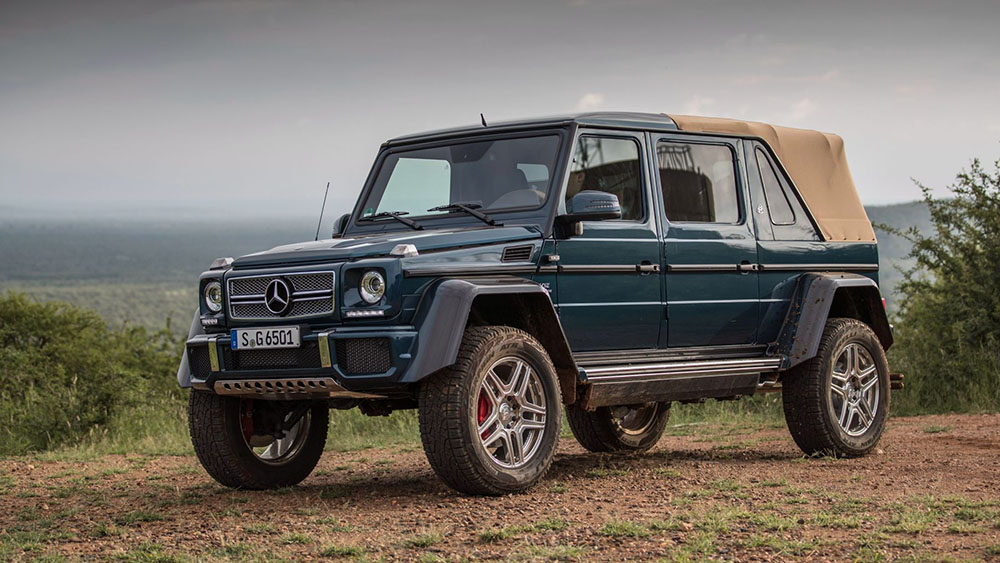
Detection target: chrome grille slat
<box><xmin>228</xmin><ymin>271</ymin><xmax>335</xmax><ymax>320</ymax></box>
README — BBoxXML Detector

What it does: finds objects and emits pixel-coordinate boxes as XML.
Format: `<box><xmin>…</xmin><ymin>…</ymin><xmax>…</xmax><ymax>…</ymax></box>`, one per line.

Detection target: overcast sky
<box><xmin>2</xmin><ymin>0</ymin><xmax>998</xmax><ymax>220</ymax></box>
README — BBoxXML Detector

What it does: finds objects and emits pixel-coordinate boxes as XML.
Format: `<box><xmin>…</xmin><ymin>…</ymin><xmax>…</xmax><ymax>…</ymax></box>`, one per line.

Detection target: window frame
<box><xmin>754</xmin><ymin>147</ymin><xmax>796</xmax><ymax>226</ymax></box>
<box><xmin>354</xmin><ymin>130</ymin><xmax>566</xmax><ymax>225</ymax></box>
<box><xmin>566</xmin><ymin>133</ymin><xmax>648</xmax><ymax>223</ymax></box>
<box><xmin>655</xmin><ymin>139</ymin><xmax>744</xmax><ymax>226</ymax></box>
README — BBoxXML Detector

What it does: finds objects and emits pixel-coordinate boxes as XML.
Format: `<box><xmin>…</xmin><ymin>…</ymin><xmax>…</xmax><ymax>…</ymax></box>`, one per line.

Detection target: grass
<box><xmin>405</xmin><ymin>533</ymin><xmax>442</xmax><ymax>548</ymax></box>
<box><xmin>319</xmin><ymin>544</ymin><xmax>366</xmax><ymax>557</ymax></box>
<box><xmin>599</xmin><ymin>520</ymin><xmax>649</xmax><ymax>538</ymax></box>
<box><xmin>280</xmin><ymin>533</ymin><xmax>312</xmax><ymax>545</ymax></box>
<box><xmin>478</xmin><ymin>517</ymin><xmax>568</xmax><ymax>542</ymax></box>
<box><xmin>922</xmin><ymin>425</ymin><xmax>952</xmax><ymax>434</ymax></box>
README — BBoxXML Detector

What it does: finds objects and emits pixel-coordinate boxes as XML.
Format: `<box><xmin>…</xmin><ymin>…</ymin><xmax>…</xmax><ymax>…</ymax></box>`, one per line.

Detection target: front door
<box><xmin>652</xmin><ymin>134</ymin><xmax>759</xmax><ymax>347</ymax></box>
<box><xmin>555</xmin><ymin>131</ymin><xmax>662</xmax><ymax>351</ymax></box>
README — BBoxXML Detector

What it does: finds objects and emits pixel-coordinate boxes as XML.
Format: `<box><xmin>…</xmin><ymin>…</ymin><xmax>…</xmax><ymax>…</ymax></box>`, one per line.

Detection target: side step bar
<box><xmin>580</xmin><ymin>357</ymin><xmax>782</xmax><ymax>409</ymax></box>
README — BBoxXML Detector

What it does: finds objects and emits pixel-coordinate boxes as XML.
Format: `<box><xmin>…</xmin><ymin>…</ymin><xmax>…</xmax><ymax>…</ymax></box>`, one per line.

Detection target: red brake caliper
<box><xmin>240</xmin><ymin>399</ymin><xmax>255</xmax><ymax>443</ymax></box>
<box><xmin>477</xmin><ymin>390</ymin><xmax>491</xmax><ymax>439</ymax></box>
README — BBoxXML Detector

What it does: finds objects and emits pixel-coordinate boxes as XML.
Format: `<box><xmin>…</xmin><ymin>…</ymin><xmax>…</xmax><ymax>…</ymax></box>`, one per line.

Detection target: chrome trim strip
<box><xmin>208</xmin><ymin>338</ymin><xmax>220</xmax><ymax>372</ymax></box>
<box><xmin>759</xmin><ymin>263</ymin><xmax>878</xmax><ymax>272</ymax></box>
<box><xmin>213</xmin><ymin>377</ymin><xmax>385</xmax><ymax>399</ymax></box>
<box><xmin>585</xmin><ymin>358</ymin><xmax>782</xmax><ymax>383</ymax></box>
<box><xmin>667</xmin><ymin>264</ymin><xmax>737</xmax><ymax>272</ymax></box>
<box><xmin>668</xmin><ymin>298</ymin><xmax>759</xmax><ymax>305</ymax></box>
<box><xmin>403</xmin><ymin>264</ymin><xmax>536</xmax><ymax>277</ymax></box>
<box><xmin>558</xmin><ymin>301</ymin><xmax>663</xmax><ymax>307</ymax></box>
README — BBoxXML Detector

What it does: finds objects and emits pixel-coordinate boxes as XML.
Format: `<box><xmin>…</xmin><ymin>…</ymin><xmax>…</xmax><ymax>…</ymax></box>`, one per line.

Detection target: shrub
<box><xmin>0</xmin><ymin>292</ymin><xmax>184</xmax><ymax>454</ymax></box>
<box><xmin>884</xmin><ymin>156</ymin><xmax>1000</xmax><ymax>414</ymax></box>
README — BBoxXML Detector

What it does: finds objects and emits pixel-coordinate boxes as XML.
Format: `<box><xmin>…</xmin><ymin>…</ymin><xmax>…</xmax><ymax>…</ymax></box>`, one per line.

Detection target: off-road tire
<box><xmin>188</xmin><ymin>391</ymin><xmax>328</xmax><ymax>489</ymax></box>
<box><xmin>782</xmin><ymin>318</ymin><xmax>890</xmax><ymax>457</ymax></box>
<box><xmin>566</xmin><ymin>402</ymin><xmax>670</xmax><ymax>453</ymax></box>
<box><xmin>418</xmin><ymin>326</ymin><xmax>562</xmax><ymax>496</ymax></box>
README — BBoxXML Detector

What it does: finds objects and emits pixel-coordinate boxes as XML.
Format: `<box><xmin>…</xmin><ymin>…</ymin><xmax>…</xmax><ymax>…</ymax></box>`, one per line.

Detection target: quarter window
<box><xmin>657</xmin><ymin>142</ymin><xmax>739</xmax><ymax>223</ymax></box>
<box><xmin>755</xmin><ymin>149</ymin><xmax>795</xmax><ymax>225</ymax></box>
<box><xmin>566</xmin><ymin>136</ymin><xmax>643</xmax><ymax>221</ymax></box>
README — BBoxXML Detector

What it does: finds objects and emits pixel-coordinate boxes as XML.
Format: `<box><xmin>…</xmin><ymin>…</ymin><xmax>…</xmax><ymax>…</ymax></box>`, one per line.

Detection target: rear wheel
<box><xmin>567</xmin><ymin>402</ymin><xmax>670</xmax><ymax>453</ymax></box>
<box><xmin>189</xmin><ymin>392</ymin><xmax>328</xmax><ymax>489</ymax></box>
<box><xmin>418</xmin><ymin>326</ymin><xmax>562</xmax><ymax>495</ymax></box>
<box><xmin>782</xmin><ymin>318</ymin><xmax>889</xmax><ymax>457</ymax></box>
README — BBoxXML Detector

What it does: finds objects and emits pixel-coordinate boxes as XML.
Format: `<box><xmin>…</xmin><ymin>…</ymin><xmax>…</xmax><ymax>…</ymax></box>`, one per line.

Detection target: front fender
<box><xmin>176</xmin><ymin>309</ymin><xmax>203</xmax><ymax>388</ymax></box>
<box><xmin>402</xmin><ymin>276</ymin><xmax>574</xmax><ymax>384</ymax></box>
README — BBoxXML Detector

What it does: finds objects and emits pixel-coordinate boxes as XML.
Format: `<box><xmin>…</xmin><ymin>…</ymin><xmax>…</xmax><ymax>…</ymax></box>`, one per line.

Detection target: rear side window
<box><xmin>657</xmin><ymin>141</ymin><xmax>739</xmax><ymax>223</ymax></box>
<box><xmin>755</xmin><ymin>149</ymin><xmax>795</xmax><ymax>225</ymax></box>
<box><xmin>566</xmin><ymin>136</ymin><xmax>644</xmax><ymax>221</ymax></box>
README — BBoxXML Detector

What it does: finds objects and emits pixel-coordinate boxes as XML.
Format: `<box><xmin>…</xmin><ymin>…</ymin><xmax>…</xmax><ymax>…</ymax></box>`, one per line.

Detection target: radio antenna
<box><xmin>480</xmin><ymin>113</ymin><xmax>488</xmax><ymax>127</ymax></box>
<box><xmin>314</xmin><ymin>181</ymin><xmax>330</xmax><ymax>241</ymax></box>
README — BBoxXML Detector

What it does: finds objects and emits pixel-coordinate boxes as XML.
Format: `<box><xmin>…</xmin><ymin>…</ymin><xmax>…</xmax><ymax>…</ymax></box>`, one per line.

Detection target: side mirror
<box><xmin>331</xmin><ymin>213</ymin><xmax>351</xmax><ymax>238</ymax></box>
<box><xmin>558</xmin><ymin>191</ymin><xmax>622</xmax><ymax>233</ymax></box>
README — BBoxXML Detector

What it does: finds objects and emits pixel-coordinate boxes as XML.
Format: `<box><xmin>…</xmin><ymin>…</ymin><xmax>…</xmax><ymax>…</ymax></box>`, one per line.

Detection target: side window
<box><xmin>755</xmin><ymin>149</ymin><xmax>795</xmax><ymax>225</ymax></box>
<box><xmin>657</xmin><ymin>141</ymin><xmax>739</xmax><ymax>223</ymax></box>
<box><xmin>566</xmin><ymin>136</ymin><xmax>643</xmax><ymax>221</ymax></box>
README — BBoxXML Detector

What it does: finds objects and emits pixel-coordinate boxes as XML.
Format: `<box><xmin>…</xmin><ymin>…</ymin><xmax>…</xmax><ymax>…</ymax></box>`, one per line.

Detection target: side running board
<box><xmin>579</xmin><ymin>357</ymin><xmax>782</xmax><ymax>409</ymax></box>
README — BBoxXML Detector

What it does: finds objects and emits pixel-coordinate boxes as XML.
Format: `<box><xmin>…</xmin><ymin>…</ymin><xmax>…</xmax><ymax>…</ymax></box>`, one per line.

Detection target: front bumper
<box><xmin>184</xmin><ymin>326</ymin><xmax>418</xmax><ymax>398</ymax></box>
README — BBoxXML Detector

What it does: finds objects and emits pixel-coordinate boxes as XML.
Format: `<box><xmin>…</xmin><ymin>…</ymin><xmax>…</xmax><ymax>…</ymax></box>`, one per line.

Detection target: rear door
<box><xmin>652</xmin><ymin>134</ymin><xmax>760</xmax><ymax>347</ymax></box>
<box><xmin>554</xmin><ymin>131</ymin><xmax>662</xmax><ymax>351</ymax></box>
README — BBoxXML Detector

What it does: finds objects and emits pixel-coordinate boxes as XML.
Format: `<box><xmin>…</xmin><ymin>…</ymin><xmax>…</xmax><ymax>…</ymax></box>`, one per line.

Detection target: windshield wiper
<box><xmin>358</xmin><ymin>211</ymin><xmax>423</xmax><ymax>230</ymax></box>
<box><xmin>427</xmin><ymin>202</ymin><xmax>503</xmax><ymax>226</ymax></box>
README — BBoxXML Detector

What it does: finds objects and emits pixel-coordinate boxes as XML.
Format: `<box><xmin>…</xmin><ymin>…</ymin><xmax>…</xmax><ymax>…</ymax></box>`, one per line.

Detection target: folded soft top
<box><xmin>668</xmin><ymin>114</ymin><xmax>875</xmax><ymax>242</ymax></box>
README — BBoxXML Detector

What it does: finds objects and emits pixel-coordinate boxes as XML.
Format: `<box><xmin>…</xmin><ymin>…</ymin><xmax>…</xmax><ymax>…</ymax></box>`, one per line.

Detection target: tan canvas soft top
<box><xmin>667</xmin><ymin>114</ymin><xmax>876</xmax><ymax>242</ymax></box>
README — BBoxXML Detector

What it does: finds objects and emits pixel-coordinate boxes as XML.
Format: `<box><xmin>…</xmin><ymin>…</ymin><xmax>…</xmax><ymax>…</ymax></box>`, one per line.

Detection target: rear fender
<box><xmin>772</xmin><ymin>273</ymin><xmax>893</xmax><ymax>369</ymax></box>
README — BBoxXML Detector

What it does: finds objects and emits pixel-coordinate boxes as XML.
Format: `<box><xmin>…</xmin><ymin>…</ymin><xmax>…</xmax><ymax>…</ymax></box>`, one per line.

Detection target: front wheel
<box><xmin>189</xmin><ymin>392</ymin><xmax>328</xmax><ymax>489</ymax></box>
<box><xmin>418</xmin><ymin>326</ymin><xmax>562</xmax><ymax>495</ymax></box>
<box><xmin>782</xmin><ymin>318</ymin><xmax>890</xmax><ymax>457</ymax></box>
<box><xmin>567</xmin><ymin>402</ymin><xmax>670</xmax><ymax>453</ymax></box>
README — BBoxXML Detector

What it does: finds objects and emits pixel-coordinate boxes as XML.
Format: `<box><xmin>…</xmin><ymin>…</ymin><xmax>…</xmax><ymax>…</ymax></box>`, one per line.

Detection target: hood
<box><xmin>231</xmin><ymin>226</ymin><xmax>542</xmax><ymax>269</ymax></box>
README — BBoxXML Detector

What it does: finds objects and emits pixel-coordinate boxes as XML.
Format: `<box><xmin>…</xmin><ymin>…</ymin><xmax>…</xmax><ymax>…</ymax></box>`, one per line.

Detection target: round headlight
<box><xmin>359</xmin><ymin>270</ymin><xmax>385</xmax><ymax>304</ymax></box>
<box><xmin>204</xmin><ymin>281</ymin><xmax>223</xmax><ymax>313</ymax></box>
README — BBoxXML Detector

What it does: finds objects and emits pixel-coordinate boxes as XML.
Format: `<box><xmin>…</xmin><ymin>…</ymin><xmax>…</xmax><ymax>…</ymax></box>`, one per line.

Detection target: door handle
<box><xmin>737</xmin><ymin>262</ymin><xmax>759</xmax><ymax>273</ymax></box>
<box><xmin>636</xmin><ymin>263</ymin><xmax>660</xmax><ymax>274</ymax></box>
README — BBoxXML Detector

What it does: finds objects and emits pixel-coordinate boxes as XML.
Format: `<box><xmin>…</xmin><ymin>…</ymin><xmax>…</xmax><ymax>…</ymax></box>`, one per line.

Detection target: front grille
<box><xmin>227</xmin><ymin>271</ymin><xmax>335</xmax><ymax>320</ymax></box>
<box><xmin>501</xmin><ymin>244</ymin><xmax>534</xmax><ymax>262</ymax></box>
<box><xmin>225</xmin><ymin>342</ymin><xmax>323</xmax><ymax>371</ymax></box>
<box><xmin>335</xmin><ymin>338</ymin><xmax>392</xmax><ymax>375</ymax></box>
<box><xmin>188</xmin><ymin>346</ymin><xmax>211</xmax><ymax>378</ymax></box>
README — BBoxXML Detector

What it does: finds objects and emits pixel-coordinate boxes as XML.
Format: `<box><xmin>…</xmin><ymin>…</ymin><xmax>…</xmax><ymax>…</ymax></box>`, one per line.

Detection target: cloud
<box><xmin>682</xmin><ymin>95</ymin><xmax>716</xmax><ymax>115</ymax></box>
<box><xmin>574</xmin><ymin>92</ymin><xmax>605</xmax><ymax>111</ymax></box>
<box><xmin>780</xmin><ymin>98</ymin><xmax>818</xmax><ymax>124</ymax></box>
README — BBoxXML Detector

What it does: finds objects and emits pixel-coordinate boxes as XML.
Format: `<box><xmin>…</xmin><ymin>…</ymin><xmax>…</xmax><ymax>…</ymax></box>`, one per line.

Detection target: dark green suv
<box><xmin>179</xmin><ymin>112</ymin><xmax>897</xmax><ymax>495</ymax></box>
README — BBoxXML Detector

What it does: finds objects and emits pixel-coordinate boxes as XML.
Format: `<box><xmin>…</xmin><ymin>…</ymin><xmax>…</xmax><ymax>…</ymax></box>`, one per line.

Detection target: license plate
<box><xmin>231</xmin><ymin>327</ymin><xmax>300</xmax><ymax>350</ymax></box>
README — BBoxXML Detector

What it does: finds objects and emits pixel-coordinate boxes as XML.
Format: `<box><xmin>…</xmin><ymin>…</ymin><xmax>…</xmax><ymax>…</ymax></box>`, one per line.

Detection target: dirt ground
<box><xmin>1</xmin><ymin>413</ymin><xmax>998</xmax><ymax>562</ymax></box>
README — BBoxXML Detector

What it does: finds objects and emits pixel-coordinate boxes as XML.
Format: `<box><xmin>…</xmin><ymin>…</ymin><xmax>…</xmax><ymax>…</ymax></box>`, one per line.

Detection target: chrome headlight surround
<box><xmin>359</xmin><ymin>270</ymin><xmax>386</xmax><ymax>304</ymax></box>
<box><xmin>204</xmin><ymin>280</ymin><xmax>223</xmax><ymax>313</ymax></box>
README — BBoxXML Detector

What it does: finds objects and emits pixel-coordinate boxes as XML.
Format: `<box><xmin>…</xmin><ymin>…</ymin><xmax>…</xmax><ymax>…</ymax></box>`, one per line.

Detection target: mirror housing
<box><xmin>332</xmin><ymin>213</ymin><xmax>351</xmax><ymax>238</ymax></box>
<box><xmin>559</xmin><ymin>191</ymin><xmax>622</xmax><ymax>226</ymax></box>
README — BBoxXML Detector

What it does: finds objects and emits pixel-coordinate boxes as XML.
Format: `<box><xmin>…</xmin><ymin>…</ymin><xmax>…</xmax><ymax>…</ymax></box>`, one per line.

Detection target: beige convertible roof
<box><xmin>668</xmin><ymin>114</ymin><xmax>876</xmax><ymax>242</ymax></box>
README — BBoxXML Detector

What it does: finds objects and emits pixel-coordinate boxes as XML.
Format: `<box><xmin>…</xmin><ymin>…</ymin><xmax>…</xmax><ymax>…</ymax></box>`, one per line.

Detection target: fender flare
<box><xmin>176</xmin><ymin>309</ymin><xmax>203</xmax><ymax>388</ymax></box>
<box><xmin>401</xmin><ymin>277</ymin><xmax>577</xmax><ymax>388</ymax></box>
<box><xmin>773</xmin><ymin>273</ymin><xmax>893</xmax><ymax>369</ymax></box>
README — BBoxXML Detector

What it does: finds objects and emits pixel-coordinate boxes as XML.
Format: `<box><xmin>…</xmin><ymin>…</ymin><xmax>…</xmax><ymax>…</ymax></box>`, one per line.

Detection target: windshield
<box><xmin>360</xmin><ymin>135</ymin><xmax>561</xmax><ymax>220</ymax></box>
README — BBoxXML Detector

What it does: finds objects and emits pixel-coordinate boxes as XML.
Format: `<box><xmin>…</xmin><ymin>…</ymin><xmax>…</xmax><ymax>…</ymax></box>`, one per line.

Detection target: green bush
<box><xmin>0</xmin><ymin>292</ymin><xmax>185</xmax><ymax>454</ymax></box>
<box><xmin>885</xmin><ymin>156</ymin><xmax>1000</xmax><ymax>414</ymax></box>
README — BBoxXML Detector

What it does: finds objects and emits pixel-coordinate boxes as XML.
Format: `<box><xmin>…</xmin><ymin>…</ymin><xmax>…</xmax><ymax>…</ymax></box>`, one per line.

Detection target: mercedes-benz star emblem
<box><xmin>264</xmin><ymin>278</ymin><xmax>292</xmax><ymax>316</ymax></box>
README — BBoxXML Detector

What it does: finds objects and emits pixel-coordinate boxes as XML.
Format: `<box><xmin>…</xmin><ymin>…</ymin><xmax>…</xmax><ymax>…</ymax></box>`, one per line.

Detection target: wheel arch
<box><xmin>773</xmin><ymin>273</ymin><xmax>893</xmax><ymax>369</ymax></box>
<box><xmin>403</xmin><ymin>277</ymin><xmax>579</xmax><ymax>403</ymax></box>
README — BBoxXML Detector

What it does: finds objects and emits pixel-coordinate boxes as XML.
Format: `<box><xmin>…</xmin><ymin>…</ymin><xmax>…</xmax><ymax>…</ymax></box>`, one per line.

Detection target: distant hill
<box><xmin>866</xmin><ymin>201</ymin><xmax>933</xmax><ymax>310</ymax></box>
